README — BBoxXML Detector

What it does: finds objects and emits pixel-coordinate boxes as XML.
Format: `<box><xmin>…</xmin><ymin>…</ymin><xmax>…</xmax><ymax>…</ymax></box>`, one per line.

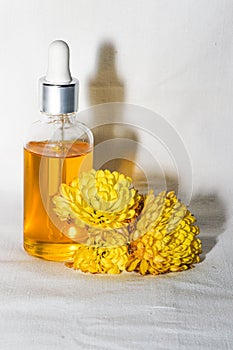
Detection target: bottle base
<box><xmin>24</xmin><ymin>239</ymin><xmax>79</xmax><ymax>262</ymax></box>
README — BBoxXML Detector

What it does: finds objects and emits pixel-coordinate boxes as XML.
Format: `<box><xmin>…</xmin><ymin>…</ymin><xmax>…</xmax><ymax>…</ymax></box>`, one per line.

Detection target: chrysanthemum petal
<box><xmin>53</xmin><ymin>169</ymin><xmax>143</xmax><ymax>243</ymax></box>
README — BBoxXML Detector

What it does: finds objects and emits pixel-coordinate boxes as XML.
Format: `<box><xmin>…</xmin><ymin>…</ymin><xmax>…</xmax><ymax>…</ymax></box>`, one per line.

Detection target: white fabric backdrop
<box><xmin>1</xmin><ymin>199</ymin><xmax>233</xmax><ymax>349</ymax></box>
<box><xmin>0</xmin><ymin>1</ymin><xmax>233</xmax><ymax>349</ymax></box>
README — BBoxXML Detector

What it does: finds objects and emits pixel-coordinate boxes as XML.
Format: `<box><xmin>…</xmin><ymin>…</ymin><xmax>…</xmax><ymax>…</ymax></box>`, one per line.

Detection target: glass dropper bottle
<box><xmin>24</xmin><ymin>40</ymin><xmax>93</xmax><ymax>261</ymax></box>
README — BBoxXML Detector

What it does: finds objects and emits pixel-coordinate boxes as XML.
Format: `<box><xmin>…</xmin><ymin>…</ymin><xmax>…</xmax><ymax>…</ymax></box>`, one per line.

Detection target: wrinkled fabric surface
<box><xmin>0</xmin><ymin>195</ymin><xmax>233</xmax><ymax>350</ymax></box>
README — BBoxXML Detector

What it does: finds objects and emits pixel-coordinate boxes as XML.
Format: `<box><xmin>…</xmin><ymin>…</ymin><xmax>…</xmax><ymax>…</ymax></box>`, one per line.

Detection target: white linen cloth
<box><xmin>0</xmin><ymin>194</ymin><xmax>233</xmax><ymax>350</ymax></box>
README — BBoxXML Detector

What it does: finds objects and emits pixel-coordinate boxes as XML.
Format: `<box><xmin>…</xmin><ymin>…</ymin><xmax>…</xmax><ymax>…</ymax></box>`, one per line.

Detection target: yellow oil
<box><xmin>24</xmin><ymin>140</ymin><xmax>93</xmax><ymax>261</ymax></box>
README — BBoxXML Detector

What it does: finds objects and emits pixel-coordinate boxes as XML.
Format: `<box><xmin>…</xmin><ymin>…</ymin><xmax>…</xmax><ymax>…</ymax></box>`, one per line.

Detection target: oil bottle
<box><xmin>24</xmin><ymin>40</ymin><xmax>93</xmax><ymax>261</ymax></box>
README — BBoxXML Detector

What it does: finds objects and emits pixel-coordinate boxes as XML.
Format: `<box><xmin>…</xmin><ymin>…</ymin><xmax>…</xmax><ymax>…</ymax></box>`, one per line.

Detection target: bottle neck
<box><xmin>40</xmin><ymin>112</ymin><xmax>77</xmax><ymax>124</ymax></box>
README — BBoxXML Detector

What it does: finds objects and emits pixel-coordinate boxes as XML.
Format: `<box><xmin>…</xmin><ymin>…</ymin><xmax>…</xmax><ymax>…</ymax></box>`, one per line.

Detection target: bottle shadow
<box><xmin>89</xmin><ymin>42</ymin><xmax>125</xmax><ymax>105</ymax></box>
<box><xmin>189</xmin><ymin>192</ymin><xmax>227</xmax><ymax>261</ymax></box>
<box><xmin>88</xmin><ymin>42</ymin><xmax>142</xmax><ymax>183</ymax></box>
<box><xmin>87</xmin><ymin>43</ymin><xmax>184</xmax><ymax>194</ymax></box>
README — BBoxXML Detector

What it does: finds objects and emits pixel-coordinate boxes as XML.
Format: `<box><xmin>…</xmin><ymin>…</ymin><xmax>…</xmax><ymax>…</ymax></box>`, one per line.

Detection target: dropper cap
<box><xmin>39</xmin><ymin>40</ymin><xmax>79</xmax><ymax>115</ymax></box>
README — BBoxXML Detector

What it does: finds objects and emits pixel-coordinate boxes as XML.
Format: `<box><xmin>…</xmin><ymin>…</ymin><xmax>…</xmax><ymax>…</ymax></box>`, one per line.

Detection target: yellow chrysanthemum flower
<box><xmin>53</xmin><ymin>169</ymin><xmax>201</xmax><ymax>275</ymax></box>
<box><xmin>78</xmin><ymin>169</ymin><xmax>136</xmax><ymax>212</ymax></box>
<box><xmin>53</xmin><ymin>169</ymin><xmax>143</xmax><ymax>246</ymax></box>
<box><xmin>126</xmin><ymin>191</ymin><xmax>202</xmax><ymax>275</ymax></box>
<box><xmin>70</xmin><ymin>244</ymin><xmax>129</xmax><ymax>274</ymax></box>
<box><xmin>69</xmin><ymin>190</ymin><xmax>201</xmax><ymax>275</ymax></box>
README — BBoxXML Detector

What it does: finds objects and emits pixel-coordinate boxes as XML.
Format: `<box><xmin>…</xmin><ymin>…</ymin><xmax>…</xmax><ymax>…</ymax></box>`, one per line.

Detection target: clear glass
<box><xmin>24</xmin><ymin>112</ymin><xmax>94</xmax><ymax>261</ymax></box>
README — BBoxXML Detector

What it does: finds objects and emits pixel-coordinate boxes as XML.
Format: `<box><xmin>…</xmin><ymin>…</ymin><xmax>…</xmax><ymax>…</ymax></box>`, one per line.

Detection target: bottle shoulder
<box><xmin>24</xmin><ymin>113</ymin><xmax>94</xmax><ymax>147</ymax></box>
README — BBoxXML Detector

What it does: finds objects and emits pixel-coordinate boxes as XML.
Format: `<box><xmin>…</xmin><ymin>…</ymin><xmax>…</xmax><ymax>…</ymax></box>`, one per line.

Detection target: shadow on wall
<box><xmin>87</xmin><ymin>43</ymin><xmax>188</xmax><ymax>197</ymax></box>
<box><xmin>88</xmin><ymin>42</ymin><xmax>142</xmax><ymax>183</ymax></box>
<box><xmin>190</xmin><ymin>192</ymin><xmax>227</xmax><ymax>261</ymax></box>
<box><xmin>89</xmin><ymin>42</ymin><xmax>125</xmax><ymax>104</ymax></box>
